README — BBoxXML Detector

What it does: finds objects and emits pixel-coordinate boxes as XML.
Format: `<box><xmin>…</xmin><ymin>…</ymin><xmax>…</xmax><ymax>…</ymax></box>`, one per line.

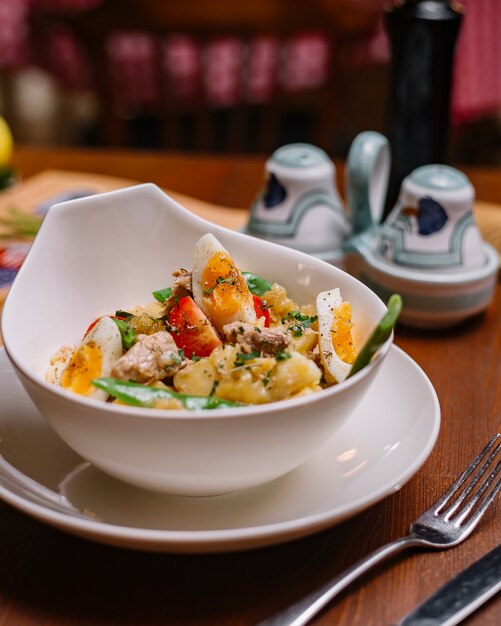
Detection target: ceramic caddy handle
<box><xmin>346</xmin><ymin>131</ymin><xmax>390</xmax><ymax>235</ymax></box>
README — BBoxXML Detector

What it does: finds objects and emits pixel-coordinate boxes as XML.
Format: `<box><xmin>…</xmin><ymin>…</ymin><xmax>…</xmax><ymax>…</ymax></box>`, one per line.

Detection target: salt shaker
<box><xmin>245</xmin><ymin>143</ymin><xmax>351</xmax><ymax>262</ymax></box>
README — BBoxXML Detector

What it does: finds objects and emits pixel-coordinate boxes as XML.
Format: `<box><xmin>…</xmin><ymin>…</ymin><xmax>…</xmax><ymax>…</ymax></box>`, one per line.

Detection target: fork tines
<box><xmin>435</xmin><ymin>433</ymin><xmax>501</xmax><ymax>526</ymax></box>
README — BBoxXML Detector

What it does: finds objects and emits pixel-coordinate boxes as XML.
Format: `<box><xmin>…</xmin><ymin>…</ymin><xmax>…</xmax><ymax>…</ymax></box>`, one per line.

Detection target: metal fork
<box><xmin>258</xmin><ymin>433</ymin><xmax>501</xmax><ymax>626</ymax></box>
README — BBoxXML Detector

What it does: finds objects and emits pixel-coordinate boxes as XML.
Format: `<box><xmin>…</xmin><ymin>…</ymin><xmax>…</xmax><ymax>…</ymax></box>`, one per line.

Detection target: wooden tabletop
<box><xmin>1</xmin><ymin>146</ymin><xmax>500</xmax><ymax>626</ymax></box>
<box><xmin>11</xmin><ymin>145</ymin><xmax>501</xmax><ymax>208</ymax></box>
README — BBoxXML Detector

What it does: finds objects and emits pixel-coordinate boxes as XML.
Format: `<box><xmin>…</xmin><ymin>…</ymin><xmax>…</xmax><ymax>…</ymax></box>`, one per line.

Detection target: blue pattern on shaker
<box><xmin>263</xmin><ymin>174</ymin><xmax>287</xmax><ymax>208</ymax></box>
<box><xmin>417</xmin><ymin>196</ymin><xmax>448</xmax><ymax>235</ymax></box>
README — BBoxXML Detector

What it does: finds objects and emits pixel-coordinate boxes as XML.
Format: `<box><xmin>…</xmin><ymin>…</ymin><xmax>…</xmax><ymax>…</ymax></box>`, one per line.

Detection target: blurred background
<box><xmin>0</xmin><ymin>0</ymin><xmax>499</xmax><ymax>164</ymax></box>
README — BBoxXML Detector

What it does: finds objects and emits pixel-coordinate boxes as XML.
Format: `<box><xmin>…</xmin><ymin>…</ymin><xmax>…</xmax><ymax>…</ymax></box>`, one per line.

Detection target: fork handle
<box><xmin>258</xmin><ymin>535</ymin><xmax>423</xmax><ymax>626</ymax></box>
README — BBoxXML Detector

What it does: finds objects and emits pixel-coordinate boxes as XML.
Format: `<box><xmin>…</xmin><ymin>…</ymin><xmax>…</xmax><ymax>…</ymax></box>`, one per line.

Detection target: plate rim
<box><xmin>0</xmin><ymin>345</ymin><xmax>440</xmax><ymax>552</ymax></box>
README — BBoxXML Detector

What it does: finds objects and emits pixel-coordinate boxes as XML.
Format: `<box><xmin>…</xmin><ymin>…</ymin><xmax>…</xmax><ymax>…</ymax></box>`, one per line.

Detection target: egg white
<box><xmin>191</xmin><ymin>233</ymin><xmax>256</xmax><ymax>331</ymax></box>
<box><xmin>60</xmin><ymin>315</ymin><xmax>123</xmax><ymax>400</ymax></box>
<box><xmin>316</xmin><ymin>288</ymin><xmax>352</xmax><ymax>383</ymax></box>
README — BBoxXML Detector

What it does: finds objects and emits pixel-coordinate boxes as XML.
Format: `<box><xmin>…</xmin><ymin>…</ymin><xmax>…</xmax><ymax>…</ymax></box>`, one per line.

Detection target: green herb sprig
<box><xmin>234</xmin><ymin>351</ymin><xmax>260</xmax><ymax>367</ymax></box>
<box><xmin>0</xmin><ymin>207</ymin><xmax>43</xmax><ymax>240</ymax></box>
<box><xmin>281</xmin><ymin>310</ymin><xmax>318</xmax><ymax>336</ymax></box>
<box><xmin>112</xmin><ymin>318</ymin><xmax>137</xmax><ymax>350</ymax></box>
<box><xmin>242</xmin><ymin>272</ymin><xmax>272</xmax><ymax>296</ymax></box>
<box><xmin>152</xmin><ymin>287</ymin><xmax>172</xmax><ymax>303</ymax></box>
<box><xmin>203</xmin><ymin>275</ymin><xmax>237</xmax><ymax>296</ymax></box>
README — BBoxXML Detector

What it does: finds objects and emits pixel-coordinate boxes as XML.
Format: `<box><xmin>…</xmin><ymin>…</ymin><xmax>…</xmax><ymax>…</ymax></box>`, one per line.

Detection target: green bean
<box><xmin>347</xmin><ymin>294</ymin><xmax>402</xmax><ymax>378</ymax></box>
<box><xmin>92</xmin><ymin>377</ymin><xmax>243</xmax><ymax>410</ymax></box>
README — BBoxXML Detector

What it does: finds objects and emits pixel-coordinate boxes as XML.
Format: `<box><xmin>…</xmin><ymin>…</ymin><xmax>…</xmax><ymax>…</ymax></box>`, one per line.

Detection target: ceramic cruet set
<box><xmin>245</xmin><ymin>132</ymin><xmax>499</xmax><ymax>328</ymax></box>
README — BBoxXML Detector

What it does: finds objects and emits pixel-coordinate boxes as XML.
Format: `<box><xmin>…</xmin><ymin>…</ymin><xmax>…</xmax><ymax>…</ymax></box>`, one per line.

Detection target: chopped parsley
<box><xmin>169</xmin><ymin>351</ymin><xmax>182</xmax><ymax>365</ymax></box>
<box><xmin>163</xmin><ymin>322</ymin><xmax>179</xmax><ymax>335</ymax></box>
<box><xmin>263</xmin><ymin>369</ymin><xmax>272</xmax><ymax>387</ymax></box>
<box><xmin>217</xmin><ymin>276</ymin><xmax>236</xmax><ymax>286</ymax></box>
<box><xmin>275</xmin><ymin>350</ymin><xmax>291</xmax><ymax>361</ymax></box>
<box><xmin>281</xmin><ymin>310</ymin><xmax>318</xmax><ymax>336</ymax></box>
<box><xmin>209</xmin><ymin>380</ymin><xmax>220</xmax><ymax>396</ymax></box>
<box><xmin>203</xmin><ymin>276</ymin><xmax>236</xmax><ymax>295</ymax></box>
<box><xmin>234</xmin><ymin>351</ymin><xmax>260</xmax><ymax>367</ymax></box>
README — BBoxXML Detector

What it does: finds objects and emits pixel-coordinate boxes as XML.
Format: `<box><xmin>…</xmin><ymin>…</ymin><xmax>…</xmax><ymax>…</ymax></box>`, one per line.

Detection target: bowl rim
<box><xmin>1</xmin><ymin>183</ymin><xmax>393</xmax><ymax>421</ymax></box>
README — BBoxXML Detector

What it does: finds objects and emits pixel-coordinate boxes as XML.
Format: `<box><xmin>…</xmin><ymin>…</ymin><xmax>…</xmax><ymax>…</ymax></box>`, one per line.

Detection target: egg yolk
<box><xmin>201</xmin><ymin>252</ymin><xmax>251</xmax><ymax>316</ymax></box>
<box><xmin>60</xmin><ymin>341</ymin><xmax>103</xmax><ymax>396</ymax></box>
<box><xmin>330</xmin><ymin>303</ymin><xmax>356</xmax><ymax>364</ymax></box>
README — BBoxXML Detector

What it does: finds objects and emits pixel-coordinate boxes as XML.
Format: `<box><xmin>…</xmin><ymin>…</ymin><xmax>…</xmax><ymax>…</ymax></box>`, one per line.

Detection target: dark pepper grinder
<box><xmin>383</xmin><ymin>0</ymin><xmax>463</xmax><ymax>214</ymax></box>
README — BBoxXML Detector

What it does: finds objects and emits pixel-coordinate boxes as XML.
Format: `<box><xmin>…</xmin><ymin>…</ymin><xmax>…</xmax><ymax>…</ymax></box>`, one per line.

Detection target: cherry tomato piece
<box><xmin>168</xmin><ymin>296</ymin><xmax>222</xmax><ymax>358</ymax></box>
<box><xmin>253</xmin><ymin>295</ymin><xmax>270</xmax><ymax>327</ymax></box>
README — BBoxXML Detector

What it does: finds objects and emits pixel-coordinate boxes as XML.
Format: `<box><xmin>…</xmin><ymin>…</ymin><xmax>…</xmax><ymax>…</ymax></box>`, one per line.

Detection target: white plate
<box><xmin>0</xmin><ymin>345</ymin><xmax>440</xmax><ymax>553</ymax></box>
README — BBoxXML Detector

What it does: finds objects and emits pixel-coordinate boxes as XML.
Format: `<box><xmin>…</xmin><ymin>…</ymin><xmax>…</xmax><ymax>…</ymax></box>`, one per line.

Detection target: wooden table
<box><xmin>1</xmin><ymin>146</ymin><xmax>499</xmax><ymax>626</ymax></box>
<box><xmin>11</xmin><ymin>145</ymin><xmax>501</xmax><ymax>208</ymax></box>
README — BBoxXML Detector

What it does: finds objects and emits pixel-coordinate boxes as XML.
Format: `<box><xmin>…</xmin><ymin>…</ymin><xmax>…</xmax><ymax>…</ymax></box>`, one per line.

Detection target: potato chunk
<box><xmin>262</xmin><ymin>283</ymin><xmax>316</xmax><ymax>327</ymax></box>
<box><xmin>265</xmin><ymin>351</ymin><xmax>322</xmax><ymax>401</ymax></box>
<box><xmin>173</xmin><ymin>359</ymin><xmax>217</xmax><ymax>396</ymax></box>
<box><xmin>289</xmin><ymin>327</ymin><xmax>318</xmax><ymax>355</ymax></box>
<box><xmin>211</xmin><ymin>345</ymin><xmax>322</xmax><ymax>405</ymax></box>
<box><xmin>173</xmin><ymin>343</ymin><xmax>322</xmax><ymax>405</ymax></box>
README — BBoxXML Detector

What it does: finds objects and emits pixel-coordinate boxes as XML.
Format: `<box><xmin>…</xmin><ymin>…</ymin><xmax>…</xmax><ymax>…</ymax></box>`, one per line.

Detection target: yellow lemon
<box><xmin>0</xmin><ymin>116</ymin><xmax>13</xmax><ymax>167</ymax></box>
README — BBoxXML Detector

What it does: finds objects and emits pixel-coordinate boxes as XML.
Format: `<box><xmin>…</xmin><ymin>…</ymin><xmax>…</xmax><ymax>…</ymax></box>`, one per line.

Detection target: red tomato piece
<box><xmin>168</xmin><ymin>296</ymin><xmax>222</xmax><ymax>358</ymax></box>
<box><xmin>253</xmin><ymin>295</ymin><xmax>270</xmax><ymax>327</ymax></box>
<box><xmin>85</xmin><ymin>315</ymin><xmax>125</xmax><ymax>336</ymax></box>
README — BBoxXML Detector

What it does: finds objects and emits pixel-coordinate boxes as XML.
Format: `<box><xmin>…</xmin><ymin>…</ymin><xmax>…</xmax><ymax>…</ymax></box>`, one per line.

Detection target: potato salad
<box><xmin>47</xmin><ymin>233</ymin><xmax>357</xmax><ymax>409</ymax></box>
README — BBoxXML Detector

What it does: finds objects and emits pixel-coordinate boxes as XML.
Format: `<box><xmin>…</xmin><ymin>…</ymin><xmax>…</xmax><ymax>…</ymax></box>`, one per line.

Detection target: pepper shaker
<box><xmin>383</xmin><ymin>0</ymin><xmax>463</xmax><ymax>213</ymax></box>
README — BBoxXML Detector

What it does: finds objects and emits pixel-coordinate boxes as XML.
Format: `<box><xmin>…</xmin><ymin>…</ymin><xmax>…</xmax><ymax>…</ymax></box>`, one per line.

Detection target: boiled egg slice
<box><xmin>191</xmin><ymin>233</ymin><xmax>256</xmax><ymax>332</ymax></box>
<box><xmin>316</xmin><ymin>288</ymin><xmax>356</xmax><ymax>384</ymax></box>
<box><xmin>60</xmin><ymin>315</ymin><xmax>123</xmax><ymax>400</ymax></box>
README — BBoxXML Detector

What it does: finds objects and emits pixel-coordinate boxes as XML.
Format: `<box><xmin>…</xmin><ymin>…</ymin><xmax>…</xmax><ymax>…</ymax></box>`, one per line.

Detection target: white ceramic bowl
<box><xmin>1</xmin><ymin>184</ymin><xmax>392</xmax><ymax>496</ymax></box>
